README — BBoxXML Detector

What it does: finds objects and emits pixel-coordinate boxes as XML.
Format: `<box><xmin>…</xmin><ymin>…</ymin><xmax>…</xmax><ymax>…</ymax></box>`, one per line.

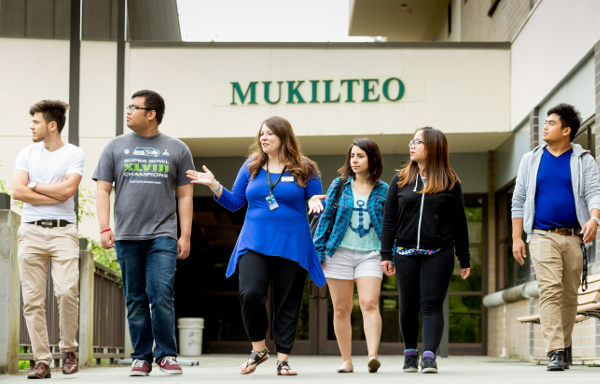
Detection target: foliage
<box><xmin>0</xmin><ymin>171</ymin><xmax>6</xmax><ymax>193</ymax></box>
<box><xmin>77</xmin><ymin>187</ymin><xmax>96</xmax><ymax>223</ymax></box>
<box><xmin>0</xmin><ymin>163</ymin><xmax>23</xmax><ymax>210</ymax></box>
<box><xmin>89</xmin><ymin>238</ymin><xmax>121</xmax><ymax>274</ymax></box>
<box><xmin>18</xmin><ymin>346</ymin><xmax>30</xmax><ymax>370</ymax></box>
<box><xmin>19</xmin><ymin>360</ymin><xmax>30</xmax><ymax>370</ymax></box>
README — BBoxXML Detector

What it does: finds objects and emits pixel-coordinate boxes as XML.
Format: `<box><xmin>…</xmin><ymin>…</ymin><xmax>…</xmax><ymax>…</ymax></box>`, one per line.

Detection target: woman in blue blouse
<box><xmin>186</xmin><ymin>116</ymin><xmax>325</xmax><ymax>376</ymax></box>
<box><xmin>313</xmin><ymin>138</ymin><xmax>388</xmax><ymax>374</ymax></box>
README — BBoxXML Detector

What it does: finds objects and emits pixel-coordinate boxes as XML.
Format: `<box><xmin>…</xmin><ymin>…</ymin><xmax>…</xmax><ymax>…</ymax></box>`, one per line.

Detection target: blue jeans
<box><xmin>115</xmin><ymin>236</ymin><xmax>178</xmax><ymax>364</ymax></box>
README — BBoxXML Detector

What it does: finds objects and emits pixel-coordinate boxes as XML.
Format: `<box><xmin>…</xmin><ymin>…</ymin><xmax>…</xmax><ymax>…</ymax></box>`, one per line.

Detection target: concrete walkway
<box><xmin>1</xmin><ymin>355</ymin><xmax>599</xmax><ymax>383</ymax></box>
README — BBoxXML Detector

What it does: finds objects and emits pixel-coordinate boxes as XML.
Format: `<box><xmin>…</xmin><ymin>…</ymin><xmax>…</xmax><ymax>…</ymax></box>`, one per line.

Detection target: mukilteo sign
<box><xmin>230</xmin><ymin>77</ymin><xmax>405</xmax><ymax>105</ymax></box>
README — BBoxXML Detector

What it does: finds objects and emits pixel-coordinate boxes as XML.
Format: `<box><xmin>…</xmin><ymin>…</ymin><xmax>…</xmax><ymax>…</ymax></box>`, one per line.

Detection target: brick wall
<box><xmin>487</xmin><ymin>298</ymin><xmax>599</xmax><ymax>360</ymax></box>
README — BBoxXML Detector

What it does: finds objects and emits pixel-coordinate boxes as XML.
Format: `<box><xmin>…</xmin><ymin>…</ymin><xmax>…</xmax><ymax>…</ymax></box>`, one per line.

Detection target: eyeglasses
<box><xmin>126</xmin><ymin>105</ymin><xmax>152</xmax><ymax>113</ymax></box>
<box><xmin>408</xmin><ymin>139</ymin><xmax>425</xmax><ymax>147</ymax></box>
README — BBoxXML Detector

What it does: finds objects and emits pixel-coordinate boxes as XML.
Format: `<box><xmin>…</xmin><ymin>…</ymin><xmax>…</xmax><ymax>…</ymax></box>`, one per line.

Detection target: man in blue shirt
<box><xmin>512</xmin><ymin>103</ymin><xmax>600</xmax><ymax>370</ymax></box>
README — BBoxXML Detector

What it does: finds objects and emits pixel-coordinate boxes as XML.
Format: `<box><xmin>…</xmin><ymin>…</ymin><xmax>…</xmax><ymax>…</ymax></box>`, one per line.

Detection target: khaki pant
<box><xmin>17</xmin><ymin>223</ymin><xmax>80</xmax><ymax>365</ymax></box>
<box><xmin>529</xmin><ymin>229</ymin><xmax>583</xmax><ymax>355</ymax></box>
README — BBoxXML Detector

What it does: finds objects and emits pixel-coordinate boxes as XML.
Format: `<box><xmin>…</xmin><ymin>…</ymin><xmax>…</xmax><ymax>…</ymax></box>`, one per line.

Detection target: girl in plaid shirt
<box><xmin>313</xmin><ymin>138</ymin><xmax>388</xmax><ymax>374</ymax></box>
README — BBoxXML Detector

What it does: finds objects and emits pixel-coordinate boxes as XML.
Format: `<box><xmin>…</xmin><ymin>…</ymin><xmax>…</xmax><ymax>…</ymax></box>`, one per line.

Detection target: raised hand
<box><xmin>308</xmin><ymin>194</ymin><xmax>327</xmax><ymax>214</ymax></box>
<box><xmin>186</xmin><ymin>165</ymin><xmax>216</xmax><ymax>187</ymax></box>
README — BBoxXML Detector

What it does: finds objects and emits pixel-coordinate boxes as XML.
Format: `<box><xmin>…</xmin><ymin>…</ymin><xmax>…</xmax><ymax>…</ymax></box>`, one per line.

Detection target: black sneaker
<box><xmin>421</xmin><ymin>356</ymin><xmax>437</xmax><ymax>373</ymax></box>
<box><xmin>403</xmin><ymin>354</ymin><xmax>418</xmax><ymax>373</ymax></box>
<box><xmin>547</xmin><ymin>350</ymin><xmax>564</xmax><ymax>371</ymax></box>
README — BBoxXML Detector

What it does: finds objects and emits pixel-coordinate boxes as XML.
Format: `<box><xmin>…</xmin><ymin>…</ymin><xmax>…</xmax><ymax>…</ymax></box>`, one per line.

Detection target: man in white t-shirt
<box><xmin>12</xmin><ymin>100</ymin><xmax>84</xmax><ymax>379</ymax></box>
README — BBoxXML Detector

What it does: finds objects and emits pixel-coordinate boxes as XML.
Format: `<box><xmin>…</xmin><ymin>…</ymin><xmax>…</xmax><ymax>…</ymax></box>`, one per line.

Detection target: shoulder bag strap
<box><xmin>324</xmin><ymin>178</ymin><xmax>346</xmax><ymax>237</ymax></box>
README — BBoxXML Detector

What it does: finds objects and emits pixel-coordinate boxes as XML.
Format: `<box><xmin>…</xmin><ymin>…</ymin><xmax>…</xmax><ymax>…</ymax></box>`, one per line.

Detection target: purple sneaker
<box><xmin>130</xmin><ymin>359</ymin><xmax>151</xmax><ymax>376</ymax></box>
<box><xmin>159</xmin><ymin>356</ymin><xmax>183</xmax><ymax>375</ymax></box>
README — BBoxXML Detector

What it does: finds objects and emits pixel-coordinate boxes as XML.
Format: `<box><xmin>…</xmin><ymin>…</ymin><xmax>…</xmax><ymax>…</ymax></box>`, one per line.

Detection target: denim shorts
<box><xmin>323</xmin><ymin>247</ymin><xmax>382</xmax><ymax>280</ymax></box>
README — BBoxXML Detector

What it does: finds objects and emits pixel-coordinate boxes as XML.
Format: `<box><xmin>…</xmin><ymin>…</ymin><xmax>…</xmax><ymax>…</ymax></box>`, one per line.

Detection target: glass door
<box><xmin>447</xmin><ymin>194</ymin><xmax>486</xmax><ymax>354</ymax></box>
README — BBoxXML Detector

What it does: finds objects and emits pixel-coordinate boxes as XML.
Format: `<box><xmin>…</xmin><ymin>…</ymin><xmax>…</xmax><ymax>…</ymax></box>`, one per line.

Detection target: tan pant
<box><xmin>17</xmin><ymin>223</ymin><xmax>80</xmax><ymax>365</ymax></box>
<box><xmin>529</xmin><ymin>229</ymin><xmax>583</xmax><ymax>355</ymax></box>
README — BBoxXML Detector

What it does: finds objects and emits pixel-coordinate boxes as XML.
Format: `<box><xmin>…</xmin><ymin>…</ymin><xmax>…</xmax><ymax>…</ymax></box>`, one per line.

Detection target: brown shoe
<box><xmin>27</xmin><ymin>362</ymin><xmax>51</xmax><ymax>379</ymax></box>
<box><xmin>61</xmin><ymin>351</ymin><xmax>79</xmax><ymax>374</ymax></box>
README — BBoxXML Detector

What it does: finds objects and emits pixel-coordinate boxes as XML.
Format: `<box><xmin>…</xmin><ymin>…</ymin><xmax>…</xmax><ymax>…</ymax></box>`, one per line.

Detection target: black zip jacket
<box><xmin>380</xmin><ymin>173</ymin><xmax>470</xmax><ymax>268</ymax></box>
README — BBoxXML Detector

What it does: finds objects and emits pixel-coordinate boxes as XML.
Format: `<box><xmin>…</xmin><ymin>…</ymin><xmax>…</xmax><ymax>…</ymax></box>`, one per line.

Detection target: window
<box><xmin>496</xmin><ymin>185</ymin><xmax>531</xmax><ymax>288</ymax></box>
<box><xmin>572</xmin><ymin>117</ymin><xmax>595</xmax><ymax>156</ymax></box>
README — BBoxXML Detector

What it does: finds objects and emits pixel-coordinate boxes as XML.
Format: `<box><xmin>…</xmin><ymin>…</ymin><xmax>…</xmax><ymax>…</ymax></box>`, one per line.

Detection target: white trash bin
<box><xmin>177</xmin><ymin>317</ymin><xmax>204</xmax><ymax>356</ymax></box>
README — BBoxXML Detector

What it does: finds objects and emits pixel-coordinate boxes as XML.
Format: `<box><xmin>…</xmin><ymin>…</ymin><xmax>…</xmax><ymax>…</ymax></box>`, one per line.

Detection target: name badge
<box><xmin>265</xmin><ymin>194</ymin><xmax>279</xmax><ymax>210</ymax></box>
<box><xmin>281</xmin><ymin>176</ymin><xmax>295</xmax><ymax>182</ymax></box>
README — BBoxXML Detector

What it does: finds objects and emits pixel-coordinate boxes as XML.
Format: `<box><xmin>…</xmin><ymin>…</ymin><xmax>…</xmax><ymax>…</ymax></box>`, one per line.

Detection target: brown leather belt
<box><xmin>536</xmin><ymin>227</ymin><xmax>581</xmax><ymax>236</ymax></box>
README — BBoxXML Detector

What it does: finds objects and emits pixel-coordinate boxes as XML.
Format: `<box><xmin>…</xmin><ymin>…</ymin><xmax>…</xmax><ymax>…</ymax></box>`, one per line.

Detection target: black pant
<box><xmin>394</xmin><ymin>248</ymin><xmax>454</xmax><ymax>353</ymax></box>
<box><xmin>238</xmin><ymin>250</ymin><xmax>307</xmax><ymax>354</ymax></box>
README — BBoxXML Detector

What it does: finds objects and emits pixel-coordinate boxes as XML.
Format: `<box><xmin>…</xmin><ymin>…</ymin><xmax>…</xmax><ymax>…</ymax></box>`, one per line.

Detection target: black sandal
<box><xmin>276</xmin><ymin>360</ymin><xmax>298</xmax><ymax>376</ymax></box>
<box><xmin>240</xmin><ymin>347</ymin><xmax>269</xmax><ymax>375</ymax></box>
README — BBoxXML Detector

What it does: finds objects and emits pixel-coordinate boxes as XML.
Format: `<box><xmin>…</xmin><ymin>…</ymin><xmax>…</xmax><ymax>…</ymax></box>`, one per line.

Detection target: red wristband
<box><xmin>100</xmin><ymin>228</ymin><xmax>111</xmax><ymax>234</ymax></box>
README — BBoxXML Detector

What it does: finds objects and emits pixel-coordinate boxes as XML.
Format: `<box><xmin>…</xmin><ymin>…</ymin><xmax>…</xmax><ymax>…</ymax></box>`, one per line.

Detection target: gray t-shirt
<box><xmin>93</xmin><ymin>132</ymin><xmax>194</xmax><ymax>241</ymax></box>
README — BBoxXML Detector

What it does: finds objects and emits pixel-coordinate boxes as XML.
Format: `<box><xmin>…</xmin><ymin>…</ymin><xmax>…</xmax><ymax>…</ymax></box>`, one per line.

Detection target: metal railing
<box><xmin>92</xmin><ymin>263</ymin><xmax>125</xmax><ymax>365</ymax></box>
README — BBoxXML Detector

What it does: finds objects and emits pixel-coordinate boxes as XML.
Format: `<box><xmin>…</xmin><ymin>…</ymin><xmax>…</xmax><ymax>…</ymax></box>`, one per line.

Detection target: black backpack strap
<box><xmin>581</xmin><ymin>243</ymin><xmax>588</xmax><ymax>292</ymax></box>
<box><xmin>324</xmin><ymin>178</ymin><xmax>346</xmax><ymax>236</ymax></box>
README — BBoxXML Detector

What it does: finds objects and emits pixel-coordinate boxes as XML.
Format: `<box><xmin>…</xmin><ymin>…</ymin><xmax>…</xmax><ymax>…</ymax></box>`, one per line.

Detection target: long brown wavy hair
<box><xmin>397</xmin><ymin>127</ymin><xmax>459</xmax><ymax>194</ymax></box>
<box><xmin>247</xmin><ymin>116</ymin><xmax>319</xmax><ymax>187</ymax></box>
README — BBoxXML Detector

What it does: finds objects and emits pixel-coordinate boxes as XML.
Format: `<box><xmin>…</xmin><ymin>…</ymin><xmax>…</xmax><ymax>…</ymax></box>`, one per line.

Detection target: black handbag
<box><xmin>310</xmin><ymin>178</ymin><xmax>345</xmax><ymax>237</ymax></box>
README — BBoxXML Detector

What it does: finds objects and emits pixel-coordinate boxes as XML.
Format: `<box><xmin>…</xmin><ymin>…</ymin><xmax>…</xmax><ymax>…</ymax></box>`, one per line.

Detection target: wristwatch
<box><xmin>592</xmin><ymin>216</ymin><xmax>600</xmax><ymax>226</ymax></box>
<box><xmin>27</xmin><ymin>181</ymin><xmax>37</xmax><ymax>191</ymax></box>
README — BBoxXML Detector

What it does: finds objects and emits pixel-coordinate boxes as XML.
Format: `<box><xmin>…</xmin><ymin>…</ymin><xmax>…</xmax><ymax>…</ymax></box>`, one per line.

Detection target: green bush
<box><xmin>88</xmin><ymin>238</ymin><xmax>120</xmax><ymax>274</ymax></box>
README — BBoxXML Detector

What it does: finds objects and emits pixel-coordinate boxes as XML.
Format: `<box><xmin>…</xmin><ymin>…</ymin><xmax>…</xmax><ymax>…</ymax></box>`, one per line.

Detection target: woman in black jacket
<box><xmin>380</xmin><ymin>127</ymin><xmax>470</xmax><ymax>374</ymax></box>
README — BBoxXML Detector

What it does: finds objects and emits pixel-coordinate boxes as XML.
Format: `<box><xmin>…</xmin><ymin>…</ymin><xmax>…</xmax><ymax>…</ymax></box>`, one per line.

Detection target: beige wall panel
<box><xmin>77</xmin><ymin>137</ymin><xmax>116</xmax><ymax>240</ymax></box>
<box><xmin>128</xmin><ymin>46</ymin><xmax>510</xmax><ymax>140</ymax></box>
<box><xmin>511</xmin><ymin>0</ymin><xmax>600</xmax><ymax>127</ymax></box>
<box><xmin>0</xmin><ymin>38</ymin><xmax>70</xmax><ymax>197</ymax></box>
<box><xmin>80</xmin><ymin>41</ymin><xmax>117</xmax><ymax>138</ymax></box>
<box><xmin>0</xmin><ymin>38</ymin><xmax>70</xmax><ymax>138</ymax></box>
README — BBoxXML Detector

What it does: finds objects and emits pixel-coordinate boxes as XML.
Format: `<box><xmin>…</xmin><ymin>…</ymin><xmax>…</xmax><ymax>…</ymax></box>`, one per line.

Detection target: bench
<box><xmin>516</xmin><ymin>274</ymin><xmax>600</xmax><ymax>324</ymax></box>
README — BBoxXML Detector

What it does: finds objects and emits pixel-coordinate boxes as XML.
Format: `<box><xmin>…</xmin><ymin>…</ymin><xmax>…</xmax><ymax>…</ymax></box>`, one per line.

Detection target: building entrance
<box><xmin>174</xmin><ymin>195</ymin><xmax>486</xmax><ymax>355</ymax></box>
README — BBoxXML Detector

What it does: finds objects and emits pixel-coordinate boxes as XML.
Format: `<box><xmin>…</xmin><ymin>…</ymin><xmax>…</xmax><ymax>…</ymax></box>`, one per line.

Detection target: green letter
<box><xmin>231</xmin><ymin>82</ymin><xmax>258</xmax><ymax>105</ymax></box>
<box><xmin>362</xmin><ymin>79</ymin><xmax>380</xmax><ymax>102</ymax></box>
<box><xmin>340</xmin><ymin>79</ymin><xmax>360</xmax><ymax>102</ymax></box>
<box><xmin>310</xmin><ymin>80</ymin><xmax>320</xmax><ymax>103</ymax></box>
<box><xmin>382</xmin><ymin>77</ymin><xmax>405</xmax><ymax>101</ymax></box>
<box><xmin>263</xmin><ymin>81</ymin><xmax>283</xmax><ymax>104</ymax></box>
<box><xmin>287</xmin><ymin>81</ymin><xmax>306</xmax><ymax>104</ymax></box>
<box><xmin>323</xmin><ymin>80</ymin><xmax>341</xmax><ymax>103</ymax></box>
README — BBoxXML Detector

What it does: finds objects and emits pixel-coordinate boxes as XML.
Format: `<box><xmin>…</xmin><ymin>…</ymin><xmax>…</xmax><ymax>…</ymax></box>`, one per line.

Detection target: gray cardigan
<box><xmin>511</xmin><ymin>143</ymin><xmax>600</xmax><ymax>242</ymax></box>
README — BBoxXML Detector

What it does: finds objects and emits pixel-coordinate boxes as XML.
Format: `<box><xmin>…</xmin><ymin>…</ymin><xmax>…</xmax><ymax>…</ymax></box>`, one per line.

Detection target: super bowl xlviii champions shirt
<box><xmin>93</xmin><ymin>132</ymin><xmax>195</xmax><ymax>241</ymax></box>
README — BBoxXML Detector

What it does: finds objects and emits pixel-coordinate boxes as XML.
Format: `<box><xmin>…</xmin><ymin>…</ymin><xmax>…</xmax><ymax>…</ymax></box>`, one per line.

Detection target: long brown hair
<box><xmin>397</xmin><ymin>127</ymin><xmax>459</xmax><ymax>193</ymax></box>
<box><xmin>338</xmin><ymin>138</ymin><xmax>383</xmax><ymax>184</ymax></box>
<box><xmin>247</xmin><ymin>116</ymin><xmax>319</xmax><ymax>187</ymax></box>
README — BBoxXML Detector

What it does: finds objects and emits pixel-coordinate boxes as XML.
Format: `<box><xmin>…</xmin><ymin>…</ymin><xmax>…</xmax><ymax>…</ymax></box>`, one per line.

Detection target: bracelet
<box><xmin>100</xmin><ymin>228</ymin><xmax>111</xmax><ymax>234</ymax></box>
<box><xmin>210</xmin><ymin>181</ymin><xmax>221</xmax><ymax>193</ymax></box>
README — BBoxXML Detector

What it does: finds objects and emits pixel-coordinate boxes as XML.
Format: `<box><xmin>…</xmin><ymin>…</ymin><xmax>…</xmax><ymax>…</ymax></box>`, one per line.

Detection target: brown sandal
<box><xmin>368</xmin><ymin>355</ymin><xmax>381</xmax><ymax>373</ymax></box>
<box><xmin>240</xmin><ymin>347</ymin><xmax>269</xmax><ymax>374</ymax></box>
<box><xmin>277</xmin><ymin>360</ymin><xmax>298</xmax><ymax>376</ymax></box>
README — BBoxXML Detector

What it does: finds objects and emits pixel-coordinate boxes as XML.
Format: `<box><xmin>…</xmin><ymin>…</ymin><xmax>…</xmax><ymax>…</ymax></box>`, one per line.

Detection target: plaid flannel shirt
<box><xmin>313</xmin><ymin>177</ymin><xmax>388</xmax><ymax>262</ymax></box>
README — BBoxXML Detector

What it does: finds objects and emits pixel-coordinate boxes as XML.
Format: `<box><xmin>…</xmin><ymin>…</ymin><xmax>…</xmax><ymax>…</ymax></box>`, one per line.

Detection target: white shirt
<box><xmin>15</xmin><ymin>142</ymin><xmax>85</xmax><ymax>222</ymax></box>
